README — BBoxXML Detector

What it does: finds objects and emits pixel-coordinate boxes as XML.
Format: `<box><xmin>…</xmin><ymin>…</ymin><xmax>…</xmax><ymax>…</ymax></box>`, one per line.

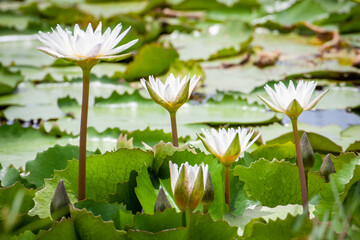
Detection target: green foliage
<box><xmin>124</xmin><ymin>43</ymin><xmax>179</xmax><ymax>81</ymax></box>
<box><xmin>234</xmin><ymin>159</ymin><xmax>325</xmax><ymax>207</ymax></box>
<box><xmin>0</xmin><ymin>64</ymin><xmax>23</xmax><ymax>96</ymax></box>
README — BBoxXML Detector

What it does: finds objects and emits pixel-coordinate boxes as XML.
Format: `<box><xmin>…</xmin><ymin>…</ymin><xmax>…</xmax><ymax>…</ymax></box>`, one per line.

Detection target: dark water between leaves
<box><xmin>282</xmin><ymin>110</ymin><xmax>360</xmax><ymax>129</ymax></box>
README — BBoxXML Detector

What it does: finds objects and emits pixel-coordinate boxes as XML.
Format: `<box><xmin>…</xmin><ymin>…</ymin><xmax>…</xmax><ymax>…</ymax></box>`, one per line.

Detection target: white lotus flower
<box><xmin>37</xmin><ymin>22</ymin><xmax>138</xmax><ymax>63</ymax></box>
<box><xmin>141</xmin><ymin>74</ymin><xmax>200</xmax><ymax>113</ymax></box>
<box><xmin>258</xmin><ymin>80</ymin><xmax>328</xmax><ymax>118</ymax></box>
<box><xmin>198</xmin><ymin>128</ymin><xmax>260</xmax><ymax>165</ymax></box>
<box><xmin>169</xmin><ymin>161</ymin><xmax>208</xmax><ymax>211</ymax></box>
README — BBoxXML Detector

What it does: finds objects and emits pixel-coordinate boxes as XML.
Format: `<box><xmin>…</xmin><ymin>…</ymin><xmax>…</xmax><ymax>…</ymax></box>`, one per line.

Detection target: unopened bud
<box><xmin>320</xmin><ymin>154</ymin><xmax>335</xmax><ymax>182</ymax></box>
<box><xmin>300</xmin><ymin>133</ymin><xmax>314</xmax><ymax>171</ymax></box>
<box><xmin>116</xmin><ymin>134</ymin><xmax>133</xmax><ymax>149</ymax></box>
<box><xmin>201</xmin><ymin>171</ymin><xmax>214</xmax><ymax>213</ymax></box>
<box><xmin>50</xmin><ymin>180</ymin><xmax>71</xmax><ymax>221</ymax></box>
<box><xmin>154</xmin><ymin>187</ymin><xmax>171</xmax><ymax>212</ymax></box>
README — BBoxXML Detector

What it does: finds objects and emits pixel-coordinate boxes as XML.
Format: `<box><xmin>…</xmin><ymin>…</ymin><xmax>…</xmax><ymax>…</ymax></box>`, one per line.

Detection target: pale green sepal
<box><xmin>145</xmin><ymin>81</ymin><xmax>170</xmax><ymax>109</ymax></box>
<box><xmin>98</xmin><ymin>52</ymin><xmax>133</xmax><ymax>62</ymax></box>
<box><xmin>174</xmin><ymin>165</ymin><xmax>188</xmax><ymax>212</ymax></box>
<box><xmin>175</xmin><ymin>79</ymin><xmax>191</xmax><ymax>106</ymax></box>
<box><xmin>188</xmin><ymin>166</ymin><xmax>204</xmax><ymax>212</ymax></box>
<box><xmin>223</xmin><ymin>132</ymin><xmax>241</xmax><ymax>162</ymax></box>
<box><xmin>197</xmin><ymin>134</ymin><xmax>218</xmax><ymax>157</ymax></box>
<box><xmin>286</xmin><ymin>99</ymin><xmax>303</xmax><ymax>118</ymax></box>
<box><xmin>304</xmin><ymin>89</ymin><xmax>329</xmax><ymax>111</ymax></box>
<box><xmin>258</xmin><ymin>95</ymin><xmax>282</xmax><ymax>113</ymax></box>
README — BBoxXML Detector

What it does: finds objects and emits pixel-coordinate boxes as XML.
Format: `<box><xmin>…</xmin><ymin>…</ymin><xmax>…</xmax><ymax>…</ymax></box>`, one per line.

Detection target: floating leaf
<box><xmin>0</xmin><ymin>64</ymin><xmax>23</xmax><ymax>96</ymax></box>
<box><xmin>74</xmin><ymin>199</ymin><xmax>133</xmax><ymax>230</ymax></box>
<box><xmin>124</xmin><ymin>43</ymin><xmax>179</xmax><ymax>81</ymax></box>
<box><xmin>234</xmin><ymin>159</ymin><xmax>325</xmax><ymax>207</ymax></box>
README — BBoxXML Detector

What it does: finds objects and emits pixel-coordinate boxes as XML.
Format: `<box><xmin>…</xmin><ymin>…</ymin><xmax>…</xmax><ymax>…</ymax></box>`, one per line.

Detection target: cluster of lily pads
<box><xmin>1</xmin><ymin>0</ymin><xmax>360</xmax><ymax>239</ymax></box>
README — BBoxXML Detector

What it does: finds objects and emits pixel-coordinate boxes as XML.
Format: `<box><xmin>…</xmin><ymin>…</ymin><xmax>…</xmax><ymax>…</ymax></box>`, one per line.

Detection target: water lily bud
<box><xmin>50</xmin><ymin>180</ymin><xmax>71</xmax><ymax>221</ymax></box>
<box><xmin>201</xmin><ymin>171</ymin><xmax>214</xmax><ymax>213</ymax></box>
<box><xmin>116</xmin><ymin>134</ymin><xmax>133</xmax><ymax>149</ymax></box>
<box><xmin>320</xmin><ymin>154</ymin><xmax>335</xmax><ymax>182</ymax></box>
<box><xmin>170</xmin><ymin>161</ymin><xmax>208</xmax><ymax>212</ymax></box>
<box><xmin>154</xmin><ymin>187</ymin><xmax>171</xmax><ymax>212</ymax></box>
<box><xmin>300</xmin><ymin>132</ymin><xmax>315</xmax><ymax>171</ymax></box>
<box><xmin>141</xmin><ymin>74</ymin><xmax>200</xmax><ymax>113</ymax></box>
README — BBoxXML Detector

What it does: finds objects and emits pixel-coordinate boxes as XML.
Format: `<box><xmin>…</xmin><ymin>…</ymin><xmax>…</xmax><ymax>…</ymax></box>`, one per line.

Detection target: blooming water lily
<box><xmin>37</xmin><ymin>22</ymin><xmax>137</xmax><ymax>200</ymax></box>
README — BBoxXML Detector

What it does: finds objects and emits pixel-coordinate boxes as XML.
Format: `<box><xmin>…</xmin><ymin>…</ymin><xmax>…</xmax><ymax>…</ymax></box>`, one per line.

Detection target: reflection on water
<box><xmin>282</xmin><ymin>110</ymin><xmax>360</xmax><ymax>129</ymax></box>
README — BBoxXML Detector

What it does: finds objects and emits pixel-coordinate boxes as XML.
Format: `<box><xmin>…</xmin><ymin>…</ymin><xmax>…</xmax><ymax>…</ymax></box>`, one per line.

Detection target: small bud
<box><xmin>116</xmin><ymin>134</ymin><xmax>133</xmax><ymax>149</ymax></box>
<box><xmin>50</xmin><ymin>180</ymin><xmax>71</xmax><ymax>221</ymax></box>
<box><xmin>201</xmin><ymin>171</ymin><xmax>214</xmax><ymax>213</ymax></box>
<box><xmin>286</xmin><ymin>99</ymin><xmax>303</xmax><ymax>119</ymax></box>
<box><xmin>300</xmin><ymin>133</ymin><xmax>315</xmax><ymax>171</ymax></box>
<box><xmin>320</xmin><ymin>154</ymin><xmax>335</xmax><ymax>182</ymax></box>
<box><xmin>154</xmin><ymin>187</ymin><xmax>171</xmax><ymax>212</ymax></box>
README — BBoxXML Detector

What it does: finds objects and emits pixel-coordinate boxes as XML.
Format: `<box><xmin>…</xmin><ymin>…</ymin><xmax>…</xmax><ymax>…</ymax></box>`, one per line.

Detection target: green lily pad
<box><xmin>79</xmin><ymin>1</ymin><xmax>148</xmax><ymax>18</ymax></box>
<box><xmin>37</xmin><ymin>209</ymin><xmax>127</xmax><ymax>240</ymax></box>
<box><xmin>0</xmin><ymin>36</ymin><xmax>53</xmax><ymax>67</ymax></box>
<box><xmin>0</xmin><ymin>12</ymin><xmax>38</xmax><ymax>32</ymax></box>
<box><xmin>314</xmin><ymin>153</ymin><xmax>360</xmax><ymax>219</ymax></box>
<box><xmin>0</xmin><ymin>122</ymin><xmax>64</xmax><ymax>168</ymax></box>
<box><xmin>241</xmin><ymin>213</ymin><xmax>312</xmax><ymax>240</ymax></box>
<box><xmin>29</xmin><ymin>148</ymin><xmax>153</xmax><ymax>218</ymax></box>
<box><xmin>340</xmin><ymin>125</ymin><xmax>360</xmax><ymax>151</ymax></box>
<box><xmin>124</xmin><ymin>43</ymin><xmax>179</xmax><ymax>81</ymax></box>
<box><xmin>162</xmin><ymin>20</ymin><xmax>252</xmax><ymax>61</ymax></box>
<box><xmin>0</xmin><ymin>64</ymin><xmax>24</xmax><ymax>96</ymax></box>
<box><xmin>234</xmin><ymin>159</ymin><xmax>325</xmax><ymax>207</ymax></box>
<box><xmin>74</xmin><ymin>199</ymin><xmax>133</xmax><ymax>230</ymax></box>
<box><xmin>54</xmin><ymin>91</ymin><xmax>279</xmax><ymax>138</ymax></box>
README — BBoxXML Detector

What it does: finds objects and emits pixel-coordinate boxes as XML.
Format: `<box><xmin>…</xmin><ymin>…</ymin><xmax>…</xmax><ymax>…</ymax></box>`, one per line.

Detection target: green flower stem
<box><xmin>224</xmin><ymin>165</ymin><xmax>231</xmax><ymax>212</ymax></box>
<box><xmin>182</xmin><ymin>210</ymin><xmax>186</xmax><ymax>227</ymax></box>
<box><xmin>170</xmin><ymin>111</ymin><xmax>179</xmax><ymax>147</ymax></box>
<box><xmin>78</xmin><ymin>68</ymin><xmax>91</xmax><ymax>201</ymax></box>
<box><xmin>291</xmin><ymin>118</ymin><xmax>309</xmax><ymax>217</ymax></box>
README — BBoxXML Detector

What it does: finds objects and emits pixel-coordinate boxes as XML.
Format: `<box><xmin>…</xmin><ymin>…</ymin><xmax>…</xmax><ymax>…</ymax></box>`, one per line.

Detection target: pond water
<box><xmin>282</xmin><ymin>110</ymin><xmax>360</xmax><ymax>129</ymax></box>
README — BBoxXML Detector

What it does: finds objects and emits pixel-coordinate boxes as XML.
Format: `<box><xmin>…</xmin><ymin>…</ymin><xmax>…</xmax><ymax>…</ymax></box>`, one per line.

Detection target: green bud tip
<box><xmin>320</xmin><ymin>154</ymin><xmax>335</xmax><ymax>183</ymax></box>
<box><xmin>201</xmin><ymin>171</ymin><xmax>214</xmax><ymax>212</ymax></box>
<box><xmin>154</xmin><ymin>187</ymin><xmax>172</xmax><ymax>212</ymax></box>
<box><xmin>50</xmin><ymin>180</ymin><xmax>71</xmax><ymax>221</ymax></box>
<box><xmin>300</xmin><ymin>132</ymin><xmax>315</xmax><ymax>171</ymax></box>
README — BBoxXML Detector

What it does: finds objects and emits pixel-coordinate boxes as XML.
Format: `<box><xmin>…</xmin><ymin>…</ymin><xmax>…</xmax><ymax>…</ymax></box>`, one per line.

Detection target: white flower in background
<box><xmin>141</xmin><ymin>74</ymin><xmax>200</xmax><ymax>113</ymax></box>
<box><xmin>37</xmin><ymin>22</ymin><xmax>138</xmax><ymax>63</ymax></box>
<box><xmin>198</xmin><ymin>128</ymin><xmax>260</xmax><ymax>165</ymax></box>
<box><xmin>169</xmin><ymin>161</ymin><xmax>208</xmax><ymax>212</ymax></box>
<box><xmin>258</xmin><ymin>80</ymin><xmax>328</xmax><ymax>118</ymax></box>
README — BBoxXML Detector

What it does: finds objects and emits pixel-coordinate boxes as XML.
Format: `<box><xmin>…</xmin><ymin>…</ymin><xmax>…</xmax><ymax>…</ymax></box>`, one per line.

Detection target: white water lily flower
<box><xmin>141</xmin><ymin>74</ymin><xmax>200</xmax><ymax>113</ymax></box>
<box><xmin>258</xmin><ymin>80</ymin><xmax>328</xmax><ymax>118</ymax></box>
<box><xmin>37</xmin><ymin>22</ymin><xmax>138</xmax><ymax>63</ymax></box>
<box><xmin>198</xmin><ymin>128</ymin><xmax>260</xmax><ymax>165</ymax></box>
<box><xmin>169</xmin><ymin>161</ymin><xmax>208</xmax><ymax>211</ymax></box>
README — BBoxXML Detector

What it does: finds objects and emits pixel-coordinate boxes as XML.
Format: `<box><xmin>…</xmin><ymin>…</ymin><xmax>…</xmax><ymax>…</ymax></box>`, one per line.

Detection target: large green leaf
<box><xmin>314</xmin><ymin>153</ymin><xmax>360</xmax><ymax>219</ymax></box>
<box><xmin>37</xmin><ymin>209</ymin><xmax>127</xmax><ymax>240</ymax></box>
<box><xmin>0</xmin><ymin>64</ymin><xmax>23</xmax><ymax>96</ymax></box>
<box><xmin>0</xmin><ymin>122</ymin><xmax>62</xmax><ymax>168</ymax></box>
<box><xmin>163</xmin><ymin>20</ymin><xmax>252</xmax><ymax>61</ymax></box>
<box><xmin>74</xmin><ymin>199</ymin><xmax>133</xmax><ymax>230</ymax></box>
<box><xmin>29</xmin><ymin>148</ymin><xmax>153</xmax><ymax>218</ymax></box>
<box><xmin>124</xmin><ymin>43</ymin><xmax>179</xmax><ymax>81</ymax></box>
<box><xmin>234</xmin><ymin>159</ymin><xmax>325</xmax><ymax>207</ymax></box>
<box><xmin>241</xmin><ymin>213</ymin><xmax>313</xmax><ymax>240</ymax></box>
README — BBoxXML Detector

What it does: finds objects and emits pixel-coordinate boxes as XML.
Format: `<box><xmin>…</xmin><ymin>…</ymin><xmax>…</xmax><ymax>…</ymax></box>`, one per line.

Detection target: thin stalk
<box><xmin>182</xmin><ymin>211</ymin><xmax>186</xmax><ymax>227</ymax></box>
<box><xmin>291</xmin><ymin>118</ymin><xmax>309</xmax><ymax>217</ymax></box>
<box><xmin>224</xmin><ymin>165</ymin><xmax>231</xmax><ymax>212</ymax></box>
<box><xmin>170</xmin><ymin>112</ymin><xmax>179</xmax><ymax>147</ymax></box>
<box><xmin>78</xmin><ymin>68</ymin><xmax>91</xmax><ymax>201</ymax></box>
